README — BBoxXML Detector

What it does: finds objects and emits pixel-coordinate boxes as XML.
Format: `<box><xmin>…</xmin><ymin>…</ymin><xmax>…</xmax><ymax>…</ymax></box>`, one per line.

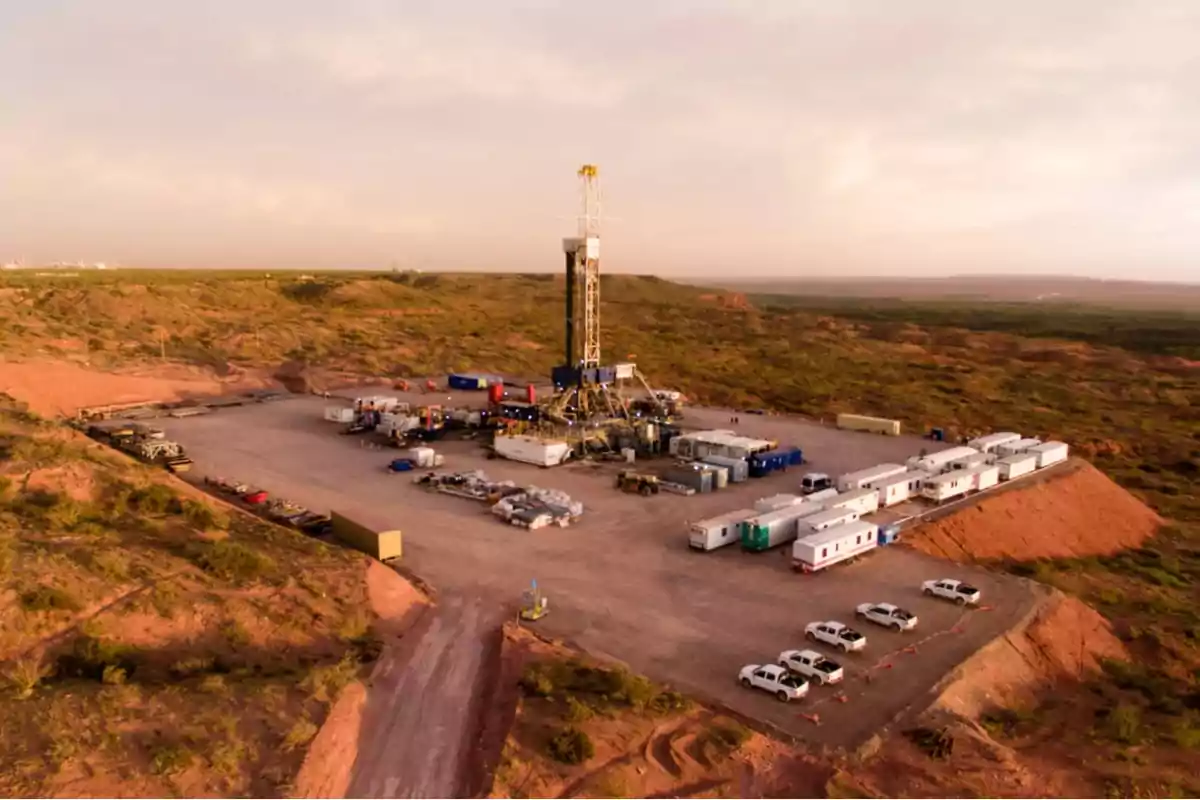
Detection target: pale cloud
<box><xmin>0</xmin><ymin>0</ymin><xmax>1198</xmax><ymax>279</ymax></box>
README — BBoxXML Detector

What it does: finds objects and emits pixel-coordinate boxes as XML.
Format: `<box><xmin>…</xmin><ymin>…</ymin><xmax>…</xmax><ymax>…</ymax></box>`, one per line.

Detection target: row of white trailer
<box><xmin>668</xmin><ymin>430</ymin><xmax>775</xmax><ymax>461</ymax></box>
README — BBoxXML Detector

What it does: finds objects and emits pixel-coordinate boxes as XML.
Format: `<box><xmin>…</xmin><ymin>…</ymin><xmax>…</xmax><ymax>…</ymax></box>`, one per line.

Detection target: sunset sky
<box><xmin>2</xmin><ymin>1</ymin><xmax>1198</xmax><ymax>280</ymax></box>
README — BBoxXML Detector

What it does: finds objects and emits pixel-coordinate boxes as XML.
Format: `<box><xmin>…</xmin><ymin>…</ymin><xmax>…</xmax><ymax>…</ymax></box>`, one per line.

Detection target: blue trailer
<box><xmin>448</xmin><ymin>373</ymin><xmax>503</xmax><ymax>390</ymax></box>
<box><xmin>781</xmin><ymin>446</ymin><xmax>804</xmax><ymax>466</ymax></box>
<box><xmin>748</xmin><ymin>449</ymin><xmax>792</xmax><ymax>478</ymax></box>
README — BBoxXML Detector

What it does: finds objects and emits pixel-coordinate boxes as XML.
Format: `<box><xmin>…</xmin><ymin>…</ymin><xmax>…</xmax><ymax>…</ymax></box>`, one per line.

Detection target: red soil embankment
<box><xmin>909</xmin><ymin>462</ymin><xmax>1161</xmax><ymax>562</ymax></box>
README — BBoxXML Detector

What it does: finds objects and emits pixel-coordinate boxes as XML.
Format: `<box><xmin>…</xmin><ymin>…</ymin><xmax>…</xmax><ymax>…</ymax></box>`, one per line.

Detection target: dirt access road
<box><xmin>161</xmin><ymin>398</ymin><xmax>1034</xmax><ymax>769</ymax></box>
<box><xmin>347</xmin><ymin>593</ymin><xmax>500</xmax><ymax>798</ymax></box>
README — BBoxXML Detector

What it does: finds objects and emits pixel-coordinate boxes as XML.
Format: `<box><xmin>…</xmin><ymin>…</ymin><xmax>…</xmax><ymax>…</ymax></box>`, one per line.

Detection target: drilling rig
<box><xmin>545</xmin><ymin>164</ymin><xmax>666</xmax><ymax>428</ymax></box>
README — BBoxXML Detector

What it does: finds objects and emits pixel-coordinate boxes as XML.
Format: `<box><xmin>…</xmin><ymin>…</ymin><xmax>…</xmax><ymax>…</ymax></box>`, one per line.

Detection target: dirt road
<box><xmin>347</xmin><ymin>594</ymin><xmax>499</xmax><ymax>798</ymax></box>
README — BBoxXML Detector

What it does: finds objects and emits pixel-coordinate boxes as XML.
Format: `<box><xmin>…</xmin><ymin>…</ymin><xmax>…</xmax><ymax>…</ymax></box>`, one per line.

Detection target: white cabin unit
<box><xmin>873</xmin><ymin>470</ymin><xmax>930</xmax><ymax>508</ymax></box>
<box><xmin>704</xmin><ymin>463</ymin><xmax>730</xmax><ymax>490</ymax></box>
<box><xmin>920</xmin><ymin>468</ymin><xmax>978</xmax><ymax>503</ymax></box>
<box><xmin>996</xmin><ymin>452</ymin><xmax>1038</xmax><ymax>480</ymax></box>
<box><xmin>798</xmin><ymin>507</ymin><xmax>862</xmax><ymax>535</ymax></box>
<box><xmin>405</xmin><ymin>447</ymin><xmax>438</xmax><ymax>468</ymax></box>
<box><xmin>805</xmin><ymin>488</ymin><xmax>840</xmax><ymax>503</ymax></box>
<box><xmin>792</xmin><ymin>521</ymin><xmax>880</xmax><ymax>573</ymax></box>
<box><xmin>741</xmin><ymin>504</ymin><xmax>825</xmax><ymax>552</ymax></box>
<box><xmin>1028</xmin><ymin>441</ymin><xmax>1069</xmax><ymax>468</ymax></box>
<box><xmin>966</xmin><ymin>463</ymin><xmax>1000</xmax><ymax>492</ymax></box>
<box><xmin>324</xmin><ymin>406</ymin><xmax>355</xmax><ymax>423</ymax></box>
<box><xmin>968</xmin><ymin>432</ymin><xmax>1022</xmax><ymax>453</ymax></box>
<box><xmin>754</xmin><ymin>493</ymin><xmax>804</xmax><ymax>513</ymax></box>
<box><xmin>825</xmin><ymin>487</ymin><xmax>880</xmax><ymax>516</ymax></box>
<box><xmin>689</xmin><ymin>508</ymin><xmax>757</xmax><ymax>551</ymax></box>
<box><xmin>908</xmin><ymin>446</ymin><xmax>981</xmax><ymax>475</ymax></box>
<box><xmin>836</xmin><ymin>463</ymin><xmax>906</xmax><ymax>493</ymax></box>
<box><xmin>494</xmin><ymin>435</ymin><xmax>571</xmax><ymax>467</ymax></box>
<box><xmin>948</xmin><ymin>452</ymin><xmax>992</xmax><ymax>471</ymax></box>
<box><xmin>996</xmin><ymin>438</ymin><xmax>1043</xmax><ymax>458</ymax></box>
<box><xmin>700</xmin><ymin>454</ymin><xmax>749</xmax><ymax>482</ymax></box>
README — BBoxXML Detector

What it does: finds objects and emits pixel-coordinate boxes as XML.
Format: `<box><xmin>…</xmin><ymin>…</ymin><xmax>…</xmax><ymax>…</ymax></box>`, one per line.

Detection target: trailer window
<box><xmin>821</xmin><ymin>547</ymin><xmax>828</xmax><ymax>558</ymax></box>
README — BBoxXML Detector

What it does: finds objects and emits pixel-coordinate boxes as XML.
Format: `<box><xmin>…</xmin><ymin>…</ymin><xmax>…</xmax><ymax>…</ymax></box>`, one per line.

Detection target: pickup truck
<box><xmin>778</xmin><ymin>649</ymin><xmax>844</xmax><ymax>685</ymax></box>
<box><xmin>922</xmin><ymin>578</ymin><xmax>981</xmax><ymax>606</ymax></box>
<box><xmin>737</xmin><ymin>663</ymin><xmax>809</xmax><ymax>702</ymax></box>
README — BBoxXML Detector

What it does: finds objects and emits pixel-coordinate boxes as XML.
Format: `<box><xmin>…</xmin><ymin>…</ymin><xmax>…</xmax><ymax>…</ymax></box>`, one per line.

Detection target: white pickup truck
<box><xmin>804</xmin><ymin>621</ymin><xmax>867</xmax><ymax>652</ymax></box>
<box><xmin>922</xmin><ymin>578</ymin><xmax>981</xmax><ymax>606</ymax></box>
<box><xmin>855</xmin><ymin>602</ymin><xmax>919</xmax><ymax>631</ymax></box>
<box><xmin>738</xmin><ymin>663</ymin><xmax>810</xmax><ymax>702</ymax></box>
<box><xmin>778</xmin><ymin>649</ymin><xmax>845</xmax><ymax>685</ymax></box>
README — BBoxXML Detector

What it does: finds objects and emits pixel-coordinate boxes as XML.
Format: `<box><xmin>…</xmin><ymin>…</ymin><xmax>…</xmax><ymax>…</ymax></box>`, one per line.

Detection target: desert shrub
<box><xmin>189</xmin><ymin>539</ymin><xmax>276</xmax><ymax>583</ymax></box>
<box><xmin>129</xmin><ymin>484</ymin><xmax>181</xmax><ymax>514</ymax></box>
<box><xmin>282</xmin><ymin>717</ymin><xmax>319</xmax><ymax>752</ymax></box>
<box><xmin>2</xmin><ymin>656</ymin><xmax>53</xmax><ymax>699</ymax></box>
<box><xmin>300</xmin><ymin>653</ymin><xmax>361</xmax><ymax>703</ymax></box>
<box><xmin>1106</xmin><ymin>703</ymin><xmax>1143</xmax><ymax>744</ymax></box>
<box><xmin>59</xmin><ymin>634</ymin><xmax>136</xmax><ymax>681</ymax></box>
<box><xmin>564</xmin><ymin>695</ymin><xmax>594</xmax><ymax>722</ymax></box>
<box><xmin>519</xmin><ymin>663</ymin><xmax>555</xmax><ymax>697</ymax></box>
<box><xmin>648</xmin><ymin>689</ymin><xmax>691</xmax><ymax>715</ymax></box>
<box><xmin>20</xmin><ymin>585</ymin><xmax>81</xmax><ymax>612</ymax></box>
<box><xmin>547</xmin><ymin>726</ymin><xmax>594</xmax><ymax>765</ymax></box>
<box><xmin>150</xmin><ymin>742</ymin><xmax>195</xmax><ymax>776</ymax></box>
<box><xmin>181</xmin><ymin>499</ymin><xmax>226</xmax><ymax>530</ymax></box>
<box><xmin>704</xmin><ymin>720</ymin><xmax>752</xmax><ymax>755</ymax></box>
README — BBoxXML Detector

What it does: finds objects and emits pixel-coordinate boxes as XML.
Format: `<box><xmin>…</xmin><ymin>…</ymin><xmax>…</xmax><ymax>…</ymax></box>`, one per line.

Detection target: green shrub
<box><xmin>547</xmin><ymin>726</ymin><xmax>594</xmax><ymax>765</ymax></box>
<box><xmin>190</xmin><ymin>539</ymin><xmax>276</xmax><ymax>583</ymax></box>
<box><xmin>705</xmin><ymin>720</ymin><xmax>752</xmax><ymax>754</ymax></box>
<box><xmin>564</xmin><ymin>695</ymin><xmax>594</xmax><ymax>722</ymax></box>
<box><xmin>181</xmin><ymin>499</ymin><xmax>227</xmax><ymax>530</ymax></box>
<box><xmin>150</xmin><ymin>743</ymin><xmax>195</xmax><ymax>776</ymax></box>
<box><xmin>1107</xmin><ymin>703</ymin><xmax>1143</xmax><ymax>744</ymax></box>
<box><xmin>129</xmin><ymin>484</ymin><xmax>181</xmax><ymax>514</ymax></box>
<box><xmin>20</xmin><ymin>585</ymin><xmax>81</xmax><ymax>612</ymax></box>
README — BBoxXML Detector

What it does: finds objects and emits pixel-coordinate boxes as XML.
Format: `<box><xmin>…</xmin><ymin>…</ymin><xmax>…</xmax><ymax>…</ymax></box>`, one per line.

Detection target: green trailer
<box><xmin>330</xmin><ymin>511</ymin><xmax>402</xmax><ymax>561</ymax></box>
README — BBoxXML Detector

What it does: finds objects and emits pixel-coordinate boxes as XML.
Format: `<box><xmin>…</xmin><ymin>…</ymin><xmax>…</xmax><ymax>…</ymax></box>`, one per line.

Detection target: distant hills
<box><xmin>700</xmin><ymin>275</ymin><xmax>1200</xmax><ymax>310</ymax></box>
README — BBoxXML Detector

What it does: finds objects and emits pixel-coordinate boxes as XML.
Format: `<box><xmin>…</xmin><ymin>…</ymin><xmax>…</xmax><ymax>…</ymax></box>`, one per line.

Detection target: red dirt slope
<box><xmin>908</xmin><ymin>462</ymin><xmax>1161</xmax><ymax>562</ymax></box>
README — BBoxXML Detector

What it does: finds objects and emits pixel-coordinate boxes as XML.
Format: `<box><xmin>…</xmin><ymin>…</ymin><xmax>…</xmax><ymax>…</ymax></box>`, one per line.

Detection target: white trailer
<box><xmin>968</xmin><ymin>432</ymin><xmax>1022</xmax><ymax>453</ymax></box>
<box><xmin>798</xmin><ymin>507</ymin><xmax>862</xmax><ymax>535</ymax></box>
<box><xmin>805</xmin><ymin>488</ymin><xmax>839</xmax><ymax>503</ymax></box>
<box><xmin>741</xmin><ymin>504</ymin><xmax>825</xmax><ymax>552</ymax></box>
<box><xmin>966</xmin><ymin>463</ymin><xmax>1000</xmax><ymax>492</ymax></box>
<box><xmin>996</xmin><ymin>452</ymin><xmax>1037</xmax><ymax>480</ymax></box>
<box><xmin>754</xmin><ymin>493</ymin><xmax>804</xmax><ymax>513</ymax></box>
<box><xmin>836</xmin><ymin>414</ymin><xmax>901</xmax><ymax>436</ymax></box>
<box><xmin>873</xmin><ymin>470</ymin><xmax>930</xmax><ymax>508</ymax></box>
<box><xmin>689</xmin><ymin>508</ymin><xmax>758</xmax><ymax>551</ymax></box>
<box><xmin>996</xmin><ymin>438</ymin><xmax>1042</xmax><ymax>457</ymax></box>
<box><xmin>700</xmin><ymin>454</ymin><xmax>749</xmax><ymax>482</ymax></box>
<box><xmin>494</xmin><ymin>435</ymin><xmax>572</xmax><ymax>467</ymax></box>
<box><xmin>792</xmin><ymin>521</ymin><xmax>880</xmax><ymax>573</ymax></box>
<box><xmin>948</xmin><ymin>452</ymin><xmax>991</xmax><ymax>471</ymax></box>
<box><xmin>825</xmin><ymin>487</ymin><xmax>880</xmax><ymax>516</ymax></box>
<box><xmin>908</xmin><ymin>446</ymin><xmax>981</xmax><ymax>475</ymax></box>
<box><xmin>324</xmin><ymin>406</ymin><xmax>355</xmax><ymax>423</ymax></box>
<box><xmin>1028</xmin><ymin>441</ymin><xmax>1069</xmax><ymax>468</ymax></box>
<box><xmin>920</xmin><ymin>467</ymin><xmax>978</xmax><ymax>503</ymax></box>
<box><xmin>836</xmin><ymin>463</ymin><xmax>906</xmax><ymax>493</ymax></box>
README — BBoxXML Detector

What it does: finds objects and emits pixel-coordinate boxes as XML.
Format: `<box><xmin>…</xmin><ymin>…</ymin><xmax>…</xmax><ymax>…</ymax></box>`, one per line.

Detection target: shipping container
<box><xmin>996</xmin><ymin>452</ymin><xmax>1038</xmax><ymax>480</ymax></box>
<box><xmin>836</xmin><ymin>463</ymin><xmax>906</xmax><ymax>492</ymax></box>
<box><xmin>699</xmin><ymin>454</ymin><xmax>749</xmax><ymax>482</ymax></box>
<box><xmin>1028</xmin><ymin>441</ymin><xmax>1069</xmax><ymax>468</ymax></box>
<box><xmin>703</xmin><ymin>463</ymin><xmax>729</xmax><ymax>489</ymax></box>
<box><xmin>741</xmin><ymin>504</ymin><xmax>825</xmax><ymax>552</ymax></box>
<box><xmin>330</xmin><ymin>511</ymin><xmax>402</xmax><ymax>561</ymax></box>
<box><xmin>748</xmin><ymin>449</ymin><xmax>793</xmax><ymax>478</ymax></box>
<box><xmin>873</xmin><ymin>470</ymin><xmax>930</xmax><ymax>507</ymax></box>
<box><xmin>324</xmin><ymin>406</ymin><xmax>355</xmax><ymax>423</ymax></box>
<box><xmin>662</xmin><ymin>464</ymin><xmax>716</xmax><ymax>494</ymax></box>
<box><xmin>797</xmin><ymin>507</ymin><xmax>862</xmax><ymax>535</ymax></box>
<box><xmin>920</xmin><ymin>467</ymin><xmax>979</xmax><ymax>503</ymax></box>
<box><xmin>405</xmin><ymin>446</ymin><xmax>437</xmax><ymax>468</ymax></box>
<box><xmin>996</xmin><ymin>438</ymin><xmax>1043</xmax><ymax>457</ymax></box>
<box><xmin>966</xmin><ymin>463</ymin><xmax>1000</xmax><ymax>492</ymax></box>
<box><xmin>948</xmin><ymin>452</ymin><xmax>991</xmax><ymax>471</ymax></box>
<box><xmin>447</xmin><ymin>373</ymin><xmax>503</xmax><ymax>391</ymax></box>
<box><xmin>836</xmin><ymin>413</ymin><xmax>902</xmax><ymax>436</ymax></box>
<box><xmin>907</xmin><ymin>446</ymin><xmax>981</xmax><ymax>474</ymax></box>
<box><xmin>825</xmin><ymin>487</ymin><xmax>880</xmax><ymax>515</ymax></box>
<box><xmin>792</xmin><ymin>521</ymin><xmax>879</xmax><ymax>573</ymax></box>
<box><xmin>689</xmin><ymin>508</ymin><xmax>757</xmax><ymax>551</ymax></box>
<box><xmin>494</xmin><ymin>435</ymin><xmax>572</xmax><ymax>467</ymax></box>
<box><xmin>967</xmin><ymin>432</ymin><xmax>1022</xmax><ymax>453</ymax></box>
<box><xmin>754</xmin><ymin>493</ymin><xmax>805</xmax><ymax>513</ymax></box>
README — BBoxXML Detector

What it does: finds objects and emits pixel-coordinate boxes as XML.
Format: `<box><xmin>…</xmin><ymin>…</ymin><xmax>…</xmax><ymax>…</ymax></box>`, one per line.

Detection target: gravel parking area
<box><xmin>159</xmin><ymin>396</ymin><xmax>1035</xmax><ymax>748</ymax></box>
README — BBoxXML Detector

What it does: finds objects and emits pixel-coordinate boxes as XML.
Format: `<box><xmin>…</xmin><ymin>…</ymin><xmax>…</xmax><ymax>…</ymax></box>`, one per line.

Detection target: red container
<box><xmin>243</xmin><ymin>491</ymin><xmax>269</xmax><ymax>504</ymax></box>
<box><xmin>526</xmin><ymin>383</ymin><xmax>536</xmax><ymax>405</ymax></box>
<box><xmin>488</xmin><ymin>383</ymin><xmax>504</xmax><ymax>405</ymax></box>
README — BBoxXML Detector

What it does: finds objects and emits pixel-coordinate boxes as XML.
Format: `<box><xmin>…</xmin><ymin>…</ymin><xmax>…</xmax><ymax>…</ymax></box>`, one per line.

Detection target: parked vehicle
<box><xmin>800</xmin><ymin>472</ymin><xmax>833</xmax><ymax>494</ymax></box>
<box><xmin>387</xmin><ymin>458</ymin><xmax>415</xmax><ymax>472</ymax></box>
<box><xmin>922</xmin><ymin>578</ymin><xmax>981</xmax><ymax>605</ymax></box>
<box><xmin>737</xmin><ymin>664</ymin><xmax>810</xmax><ymax>702</ymax></box>
<box><xmin>615</xmin><ymin>470</ymin><xmax>660</xmax><ymax>496</ymax></box>
<box><xmin>804</xmin><ymin>621</ymin><xmax>867</xmax><ymax>652</ymax></box>
<box><xmin>855</xmin><ymin>602</ymin><xmax>919</xmax><ymax>631</ymax></box>
<box><xmin>778</xmin><ymin>649</ymin><xmax>844</xmax><ymax>685</ymax></box>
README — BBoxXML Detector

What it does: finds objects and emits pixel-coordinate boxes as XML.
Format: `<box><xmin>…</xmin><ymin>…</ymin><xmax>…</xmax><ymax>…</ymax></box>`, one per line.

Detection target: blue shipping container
<box><xmin>748</xmin><ymin>449</ymin><xmax>791</xmax><ymax>478</ymax></box>
<box><xmin>447</xmin><ymin>373</ymin><xmax>503</xmax><ymax>390</ymax></box>
<box><xmin>782</xmin><ymin>446</ymin><xmax>804</xmax><ymax>466</ymax></box>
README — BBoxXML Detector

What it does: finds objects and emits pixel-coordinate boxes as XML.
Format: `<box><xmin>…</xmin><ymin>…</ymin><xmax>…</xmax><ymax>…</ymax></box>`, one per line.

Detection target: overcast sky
<box><xmin>2</xmin><ymin>1</ymin><xmax>1199</xmax><ymax>280</ymax></box>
